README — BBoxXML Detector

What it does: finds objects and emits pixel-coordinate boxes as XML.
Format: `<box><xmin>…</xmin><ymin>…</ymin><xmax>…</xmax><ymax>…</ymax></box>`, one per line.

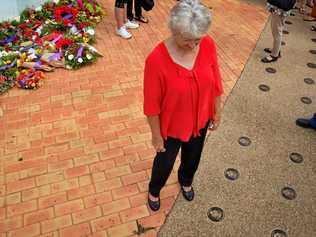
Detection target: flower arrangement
<box><xmin>65</xmin><ymin>43</ymin><xmax>100</xmax><ymax>69</ymax></box>
<box><xmin>16</xmin><ymin>69</ymin><xmax>46</xmax><ymax>89</ymax></box>
<box><xmin>0</xmin><ymin>0</ymin><xmax>104</xmax><ymax>95</ymax></box>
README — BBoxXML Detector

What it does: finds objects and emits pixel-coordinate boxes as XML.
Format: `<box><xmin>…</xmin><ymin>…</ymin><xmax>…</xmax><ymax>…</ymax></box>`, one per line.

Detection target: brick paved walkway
<box><xmin>0</xmin><ymin>0</ymin><xmax>268</xmax><ymax>236</ymax></box>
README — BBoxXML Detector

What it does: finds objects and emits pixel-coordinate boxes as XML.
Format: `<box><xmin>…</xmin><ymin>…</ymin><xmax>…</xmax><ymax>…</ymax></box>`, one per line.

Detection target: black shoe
<box><xmin>148</xmin><ymin>195</ymin><xmax>160</xmax><ymax>211</ymax></box>
<box><xmin>296</xmin><ymin>116</ymin><xmax>316</xmax><ymax>130</ymax></box>
<box><xmin>264</xmin><ymin>48</ymin><xmax>272</xmax><ymax>54</ymax></box>
<box><xmin>261</xmin><ymin>54</ymin><xmax>279</xmax><ymax>63</ymax></box>
<box><xmin>134</xmin><ymin>15</ymin><xmax>149</xmax><ymax>23</ymax></box>
<box><xmin>263</xmin><ymin>49</ymin><xmax>281</xmax><ymax>57</ymax></box>
<box><xmin>181</xmin><ymin>186</ymin><xmax>194</xmax><ymax>201</ymax></box>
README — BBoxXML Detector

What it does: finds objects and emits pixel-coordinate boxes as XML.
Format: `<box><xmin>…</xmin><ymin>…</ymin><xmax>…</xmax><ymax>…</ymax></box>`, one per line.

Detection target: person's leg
<box><xmin>311</xmin><ymin>2</ymin><xmax>316</xmax><ymax>17</ymax></box>
<box><xmin>148</xmin><ymin>137</ymin><xmax>181</xmax><ymax>198</ymax></box>
<box><xmin>115</xmin><ymin>0</ymin><xmax>125</xmax><ymax>29</ymax></box>
<box><xmin>271</xmin><ymin>14</ymin><xmax>284</xmax><ymax>58</ymax></box>
<box><xmin>115</xmin><ymin>0</ymin><xmax>133</xmax><ymax>38</ymax></box>
<box><xmin>300</xmin><ymin>0</ymin><xmax>307</xmax><ymax>13</ymax></box>
<box><xmin>135</xmin><ymin>0</ymin><xmax>142</xmax><ymax>18</ymax></box>
<box><xmin>178</xmin><ymin>123</ymin><xmax>209</xmax><ymax>188</ymax></box>
<box><xmin>303</xmin><ymin>2</ymin><xmax>316</xmax><ymax>20</ymax></box>
<box><xmin>126</xmin><ymin>0</ymin><xmax>134</xmax><ymax>21</ymax></box>
<box><xmin>134</xmin><ymin>0</ymin><xmax>149</xmax><ymax>23</ymax></box>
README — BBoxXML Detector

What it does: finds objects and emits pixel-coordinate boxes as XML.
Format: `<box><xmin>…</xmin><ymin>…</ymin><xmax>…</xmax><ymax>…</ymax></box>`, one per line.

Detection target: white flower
<box><xmin>70</xmin><ymin>26</ymin><xmax>79</xmax><ymax>35</ymax></box>
<box><xmin>0</xmin><ymin>51</ymin><xmax>8</xmax><ymax>57</ymax></box>
<box><xmin>86</xmin><ymin>54</ymin><xmax>92</xmax><ymax>60</ymax></box>
<box><xmin>53</xmin><ymin>0</ymin><xmax>60</xmax><ymax>3</ymax></box>
<box><xmin>77</xmin><ymin>58</ymin><xmax>83</xmax><ymax>63</ymax></box>
<box><xmin>28</xmin><ymin>53</ymin><xmax>37</xmax><ymax>60</ymax></box>
<box><xmin>35</xmin><ymin>26</ymin><xmax>43</xmax><ymax>35</ymax></box>
<box><xmin>86</xmin><ymin>29</ymin><xmax>95</xmax><ymax>36</ymax></box>
<box><xmin>66</xmin><ymin>65</ymin><xmax>72</xmax><ymax>70</ymax></box>
<box><xmin>14</xmin><ymin>16</ymin><xmax>20</xmax><ymax>22</ymax></box>
<box><xmin>35</xmin><ymin>6</ymin><xmax>42</xmax><ymax>12</ymax></box>
<box><xmin>67</xmin><ymin>54</ymin><xmax>74</xmax><ymax>60</ymax></box>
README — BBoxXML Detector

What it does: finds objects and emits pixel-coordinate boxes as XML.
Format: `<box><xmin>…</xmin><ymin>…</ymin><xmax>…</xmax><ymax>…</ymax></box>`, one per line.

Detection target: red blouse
<box><xmin>143</xmin><ymin>35</ymin><xmax>223</xmax><ymax>142</ymax></box>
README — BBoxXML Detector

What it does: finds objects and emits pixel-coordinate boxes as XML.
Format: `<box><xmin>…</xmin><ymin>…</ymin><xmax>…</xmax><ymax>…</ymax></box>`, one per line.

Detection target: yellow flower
<box><xmin>83</xmin><ymin>37</ymin><xmax>89</xmax><ymax>43</ymax></box>
<box><xmin>21</xmin><ymin>53</ymin><xmax>27</xmax><ymax>60</ymax></box>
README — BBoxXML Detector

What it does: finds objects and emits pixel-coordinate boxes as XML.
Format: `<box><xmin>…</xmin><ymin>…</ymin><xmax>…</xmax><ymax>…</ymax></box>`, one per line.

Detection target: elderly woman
<box><xmin>143</xmin><ymin>0</ymin><xmax>223</xmax><ymax>211</ymax></box>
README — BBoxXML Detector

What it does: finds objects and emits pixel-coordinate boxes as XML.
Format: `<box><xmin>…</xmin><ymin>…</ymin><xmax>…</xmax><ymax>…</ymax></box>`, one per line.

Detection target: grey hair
<box><xmin>169</xmin><ymin>0</ymin><xmax>212</xmax><ymax>38</ymax></box>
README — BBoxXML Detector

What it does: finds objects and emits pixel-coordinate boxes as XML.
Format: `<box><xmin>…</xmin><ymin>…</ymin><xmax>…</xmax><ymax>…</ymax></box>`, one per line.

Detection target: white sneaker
<box><xmin>125</xmin><ymin>20</ymin><xmax>139</xmax><ymax>29</ymax></box>
<box><xmin>116</xmin><ymin>26</ymin><xmax>132</xmax><ymax>39</ymax></box>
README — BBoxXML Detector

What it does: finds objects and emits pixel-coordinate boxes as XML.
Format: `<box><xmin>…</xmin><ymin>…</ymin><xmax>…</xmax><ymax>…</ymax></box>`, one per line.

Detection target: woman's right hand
<box><xmin>152</xmin><ymin>134</ymin><xmax>166</xmax><ymax>153</ymax></box>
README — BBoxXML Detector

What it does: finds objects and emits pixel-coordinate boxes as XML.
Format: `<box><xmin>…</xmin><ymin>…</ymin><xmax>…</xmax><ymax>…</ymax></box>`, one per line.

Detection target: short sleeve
<box><xmin>143</xmin><ymin>55</ymin><xmax>163</xmax><ymax>116</ymax></box>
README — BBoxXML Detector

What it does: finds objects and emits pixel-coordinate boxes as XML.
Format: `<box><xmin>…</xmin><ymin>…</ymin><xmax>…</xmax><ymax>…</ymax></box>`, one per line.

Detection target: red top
<box><xmin>143</xmin><ymin>35</ymin><xmax>223</xmax><ymax>142</ymax></box>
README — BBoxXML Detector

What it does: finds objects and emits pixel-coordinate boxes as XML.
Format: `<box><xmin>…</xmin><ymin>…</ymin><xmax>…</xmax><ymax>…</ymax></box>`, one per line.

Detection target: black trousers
<box><xmin>149</xmin><ymin>122</ymin><xmax>209</xmax><ymax>197</ymax></box>
<box><xmin>127</xmin><ymin>0</ymin><xmax>142</xmax><ymax>21</ymax></box>
<box><xmin>115</xmin><ymin>0</ymin><xmax>127</xmax><ymax>8</ymax></box>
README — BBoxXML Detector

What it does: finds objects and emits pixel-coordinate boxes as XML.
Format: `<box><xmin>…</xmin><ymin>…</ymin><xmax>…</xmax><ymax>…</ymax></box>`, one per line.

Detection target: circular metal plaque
<box><xmin>289</xmin><ymin>152</ymin><xmax>303</xmax><ymax>164</ymax></box>
<box><xmin>281</xmin><ymin>187</ymin><xmax>297</xmax><ymax>200</ymax></box>
<box><xmin>285</xmin><ymin>20</ymin><xmax>292</xmax><ymax>25</ymax></box>
<box><xmin>238</xmin><ymin>136</ymin><xmax>251</xmax><ymax>146</ymax></box>
<box><xmin>224</xmin><ymin>168</ymin><xmax>239</xmax><ymax>181</ymax></box>
<box><xmin>271</xmin><ymin>229</ymin><xmax>287</xmax><ymax>237</ymax></box>
<box><xmin>266</xmin><ymin>67</ymin><xmax>276</xmax><ymax>74</ymax></box>
<box><xmin>307</xmin><ymin>62</ymin><xmax>316</xmax><ymax>68</ymax></box>
<box><xmin>207</xmin><ymin>207</ymin><xmax>224</xmax><ymax>222</ymax></box>
<box><xmin>304</xmin><ymin>78</ymin><xmax>315</xmax><ymax>85</ymax></box>
<box><xmin>309</xmin><ymin>50</ymin><xmax>316</xmax><ymax>55</ymax></box>
<box><xmin>301</xmin><ymin>97</ymin><xmax>312</xmax><ymax>104</ymax></box>
<box><xmin>282</xmin><ymin>30</ymin><xmax>289</xmax><ymax>34</ymax></box>
<box><xmin>259</xmin><ymin>84</ymin><xmax>270</xmax><ymax>92</ymax></box>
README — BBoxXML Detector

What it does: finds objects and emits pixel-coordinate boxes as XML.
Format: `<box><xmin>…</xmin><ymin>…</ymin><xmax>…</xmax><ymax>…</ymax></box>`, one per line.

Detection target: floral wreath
<box><xmin>54</xmin><ymin>6</ymin><xmax>79</xmax><ymax>26</ymax></box>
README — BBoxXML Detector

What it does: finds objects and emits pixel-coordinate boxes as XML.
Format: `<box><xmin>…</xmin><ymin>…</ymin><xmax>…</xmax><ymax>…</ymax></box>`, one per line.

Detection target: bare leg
<box><xmin>115</xmin><ymin>7</ymin><xmax>125</xmax><ymax>29</ymax></box>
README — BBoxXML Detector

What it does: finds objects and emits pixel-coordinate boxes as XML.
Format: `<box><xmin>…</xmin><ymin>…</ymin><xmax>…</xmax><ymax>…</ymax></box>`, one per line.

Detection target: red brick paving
<box><xmin>0</xmin><ymin>0</ymin><xmax>268</xmax><ymax>236</ymax></box>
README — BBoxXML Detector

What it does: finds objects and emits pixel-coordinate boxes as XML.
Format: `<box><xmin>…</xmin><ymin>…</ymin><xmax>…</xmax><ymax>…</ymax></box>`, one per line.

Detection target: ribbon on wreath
<box><xmin>0</xmin><ymin>59</ymin><xmax>17</xmax><ymax>71</ymax></box>
<box><xmin>0</xmin><ymin>35</ymin><xmax>18</xmax><ymax>46</ymax></box>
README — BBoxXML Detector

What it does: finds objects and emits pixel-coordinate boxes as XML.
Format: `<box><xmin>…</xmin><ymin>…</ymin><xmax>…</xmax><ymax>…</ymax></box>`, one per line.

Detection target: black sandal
<box><xmin>135</xmin><ymin>15</ymin><xmax>149</xmax><ymax>23</ymax></box>
<box><xmin>148</xmin><ymin>195</ymin><xmax>160</xmax><ymax>211</ymax></box>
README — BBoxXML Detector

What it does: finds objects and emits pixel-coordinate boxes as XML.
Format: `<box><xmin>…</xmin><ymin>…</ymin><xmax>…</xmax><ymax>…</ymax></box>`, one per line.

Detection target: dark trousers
<box><xmin>127</xmin><ymin>0</ymin><xmax>142</xmax><ymax>21</ymax></box>
<box><xmin>149</xmin><ymin>122</ymin><xmax>209</xmax><ymax>197</ymax></box>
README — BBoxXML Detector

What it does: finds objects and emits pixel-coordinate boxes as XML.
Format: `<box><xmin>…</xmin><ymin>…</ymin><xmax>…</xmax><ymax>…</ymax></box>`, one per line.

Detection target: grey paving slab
<box><xmin>159</xmin><ymin>9</ymin><xmax>316</xmax><ymax>237</ymax></box>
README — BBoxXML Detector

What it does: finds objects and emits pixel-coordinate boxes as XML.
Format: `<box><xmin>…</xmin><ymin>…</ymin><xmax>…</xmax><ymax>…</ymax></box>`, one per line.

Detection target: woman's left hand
<box><xmin>208</xmin><ymin>117</ymin><xmax>220</xmax><ymax>131</ymax></box>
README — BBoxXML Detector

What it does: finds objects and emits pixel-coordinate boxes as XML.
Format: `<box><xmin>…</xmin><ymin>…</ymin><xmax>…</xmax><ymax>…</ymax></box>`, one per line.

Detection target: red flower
<box><xmin>54</xmin><ymin>6</ymin><xmax>78</xmax><ymax>26</ymax></box>
<box><xmin>43</xmin><ymin>32</ymin><xmax>62</xmax><ymax>41</ymax></box>
<box><xmin>0</xmin><ymin>75</ymin><xmax>6</xmax><ymax>83</ymax></box>
<box><xmin>79</xmin><ymin>22</ymin><xmax>91</xmax><ymax>29</ymax></box>
<box><xmin>55</xmin><ymin>38</ymin><xmax>73</xmax><ymax>49</ymax></box>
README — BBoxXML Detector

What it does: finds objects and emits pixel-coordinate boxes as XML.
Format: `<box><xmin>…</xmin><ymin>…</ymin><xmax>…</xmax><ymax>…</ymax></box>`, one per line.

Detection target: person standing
<box><xmin>143</xmin><ymin>0</ymin><xmax>223</xmax><ymax>211</ymax></box>
<box><xmin>261</xmin><ymin>0</ymin><xmax>295</xmax><ymax>63</ymax></box>
<box><xmin>115</xmin><ymin>0</ymin><xmax>140</xmax><ymax>39</ymax></box>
